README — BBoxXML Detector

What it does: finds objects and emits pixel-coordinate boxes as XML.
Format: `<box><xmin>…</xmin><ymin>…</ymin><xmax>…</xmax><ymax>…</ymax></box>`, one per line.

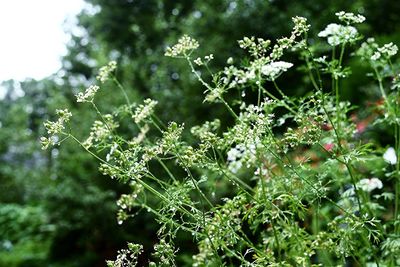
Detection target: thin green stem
<box><xmin>335</xmin><ymin>43</ymin><xmax>346</xmax><ymax>138</ymax></box>
<box><xmin>68</xmin><ymin>134</ymin><xmax>109</xmax><ymax>165</ymax></box>
<box><xmin>221</xmin><ymin>98</ymin><xmax>239</xmax><ymax>120</ymax></box>
<box><xmin>157</xmin><ymin>157</ymin><xmax>178</xmax><ymax>183</ymax></box>
<box><xmin>271</xmin><ymin>220</ymin><xmax>281</xmax><ymax>260</ymax></box>
<box><xmin>395</xmin><ymin>123</ymin><xmax>400</xmax><ymax>233</ymax></box>
<box><xmin>320</xmin><ymin>97</ymin><xmax>364</xmax><ymax>214</ymax></box>
<box><xmin>262</xmin><ymin>87</ymin><xmax>296</xmax><ymax>114</ymax></box>
<box><xmin>112</xmin><ymin>76</ymin><xmax>132</xmax><ymax>108</ymax></box>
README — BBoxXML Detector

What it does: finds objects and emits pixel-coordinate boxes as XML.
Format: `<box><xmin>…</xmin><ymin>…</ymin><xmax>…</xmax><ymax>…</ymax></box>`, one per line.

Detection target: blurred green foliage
<box><xmin>1</xmin><ymin>0</ymin><xmax>400</xmax><ymax>265</ymax></box>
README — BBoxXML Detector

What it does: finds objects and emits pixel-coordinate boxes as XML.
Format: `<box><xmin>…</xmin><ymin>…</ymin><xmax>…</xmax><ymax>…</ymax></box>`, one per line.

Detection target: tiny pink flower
<box><xmin>324</xmin><ymin>143</ymin><xmax>334</xmax><ymax>151</ymax></box>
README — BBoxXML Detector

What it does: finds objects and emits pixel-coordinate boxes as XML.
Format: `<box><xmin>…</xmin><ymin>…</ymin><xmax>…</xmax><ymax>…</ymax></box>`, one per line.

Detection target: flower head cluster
<box><xmin>357</xmin><ymin>178</ymin><xmax>383</xmax><ymax>192</ymax></box>
<box><xmin>221</xmin><ymin>65</ymin><xmax>256</xmax><ymax>88</ymax></box>
<box><xmin>238</xmin><ymin>36</ymin><xmax>271</xmax><ymax>58</ymax></box>
<box><xmin>194</xmin><ymin>54</ymin><xmax>214</xmax><ymax>66</ymax></box>
<box><xmin>191</xmin><ymin>119</ymin><xmax>221</xmax><ymax>144</ymax></box>
<box><xmin>335</xmin><ymin>11</ymin><xmax>366</xmax><ymax>25</ymax></box>
<box><xmin>150</xmin><ymin>238</ymin><xmax>177</xmax><ymax>266</ymax></box>
<box><xmin>372</xmin><ymin>43</ymin><xmax>398</xmax><ymax>60</ymax></box>
<box><xmin>292</xmin><ymin>16</ymin><xmax>310</xmax><ymax>36</ymax></box>
<box><xmin>270</xmin><ymin>16</ymin><xmax>309</xmax><ymax>60</ymax></box>
<box><xmin>392</xmin><ymin>74</ymin><xmax>400</xmax><ymax>90</ymax></box>
<box><xmin>132</xmin><ymin>98</ymin><xmax>158</xmax><ymax>124</ymax></box>
<box><xmin>76</xmin><ymin>85</ymin><xmax>99</xmax><ymax>103</ymax></box>
<box><xmin>117</xmin><ymin>181</ymin><xmax>143</xmax><ymax>224</ymax></box>
<box><xmin>97</xmin><ymin>61</ymin><xmax>117</xmax><ymax>83</ymax></box>
<box><xmin>158</xmin><ymin>122</ymin><xmax>184</xmax><ymax>155</ymax></box>
<box><xmin>357</xmin><ymin>38</ymin><xmax>398</xmax><ymax>69</ymax></box>
<box><xmin>106</xmin><ymin>243</ymin><xmax>143</xmax><ymax>267</ymax></box>
<box><xmin>318</xmin><ymin>23</ymin><xmax>358</xmax><ymax>46</ymax></box>
<box><xmin>41</xmin><ymin>109</ymin><xmax>72</xmax><ymax>149</ymax></box>
<box><xmin>261</xmin><ymin>61</ymin><xmax>293</xmax><ymax>81</ymax></box>
<box><xmin>227</xmin><ymin>145</ymin><xmax>246</xmax><ymax>173</ymax></box>
<box><xmin>165</xmin><ymin>35</ymin><xmax>199</xmax><ymax>57</ymax></box>
<box><xmin>83</xmin><ymin>114</ymin><xmax>119</xmax><ymax>149</ymax></box>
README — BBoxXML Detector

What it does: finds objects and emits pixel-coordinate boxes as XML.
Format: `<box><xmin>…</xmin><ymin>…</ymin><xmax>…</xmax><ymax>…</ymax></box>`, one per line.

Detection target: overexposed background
<box><xmin>0</xmin><ymin>0</ymin><xmax>85</xmax><ymax>82</ymax></box>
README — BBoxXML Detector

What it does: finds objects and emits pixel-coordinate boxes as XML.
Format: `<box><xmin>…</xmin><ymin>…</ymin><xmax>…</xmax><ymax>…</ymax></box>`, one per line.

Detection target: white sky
<box><xmin>0</xmin><ymin>0</ymin><xmax>85</xmax><ymax>82</ymax></box>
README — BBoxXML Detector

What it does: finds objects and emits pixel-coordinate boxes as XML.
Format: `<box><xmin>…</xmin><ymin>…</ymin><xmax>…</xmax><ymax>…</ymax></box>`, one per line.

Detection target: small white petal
<box><xmin>383</xmin><ymin>147</ymin><xmax>397</xmax><ymax>165</ymax></box>
<box><xmin>358</xmin><ymin>178</ymin><xmax>383</xmax><ymax>192</ymax></box>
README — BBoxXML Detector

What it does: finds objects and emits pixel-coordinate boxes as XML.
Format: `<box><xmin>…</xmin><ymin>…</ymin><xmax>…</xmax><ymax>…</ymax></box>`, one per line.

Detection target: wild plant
<box><xmin>42</xmin><ymin>11</ymin><xmax>400</xmax><ymax>266</ymax></box>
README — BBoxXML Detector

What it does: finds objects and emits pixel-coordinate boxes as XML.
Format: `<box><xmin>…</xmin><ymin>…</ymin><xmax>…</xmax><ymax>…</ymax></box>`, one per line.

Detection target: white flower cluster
<box><xmin>106</xmin><ymin>143</ymin><xmax>119</xmax><ymax>162</ymax></box>
<box><xmin>318</xmin><ymin>23</ymin><xmax>358</xmax><ymax>46</ymax></box>
<box><xmin>261</xmin><ymin>61</ymin><xmax>293</xmax><ymax>81</ymax></box>
<box><xmin>357</xmin><ymin>178</ymin><xmax>383</xmax><ymax>192</ymax></box>
<box><xmin>43</xmin><ymin>109</ymin><xmax>72</xmax><ymax>135</ymax></box>
<box><xmin>132</xmin><ymin>98</ymin><xmax>158</xmax><ymax>124</ymax></box>
<box><xmin>238</xmin><ymin>36</ymin><xmax>272</xmax><ymax>58</ymax></box>
<box><xmin>358</xmin><ymin>38</ymin><xmax>398</xmax><ymax>66</ymax></box>
<box><xmin>106</xmin><ymin>243</ymin><xmax>143</xmax><ymax>267</ymax></box>
<box><xmin>165</xmin><ymin>35</ymin><xmax>199</xmax><ymax>57</ymax></box>
<box><xmin>227</xmin><ymin>145</ymin><xmax>245</xmax><ymax>173</ymax></box>
<box><xmin>371</xmin><ymin>43</ymin><xmax>398</xmax><ymax>61</ymax></box>
<box><xmin>335</xmin><ymin>11</ymin><xmax>365</xmax><ymax>24</ymax></box>
<box><xmin>292</xmin><ymin>16</ymin><xmax>310</xmax><ymax>35</ymax></box>
<box><xmin>194</xmin><ymin>54</ymin><xmax>214</xmax><ymax>66</ymax></box>
<box><xmin>227</xmin><ymin>141</ymin><xmax>259</xmax><ymax>174</ymax></box>
<box><xmin>41</xmin><ymin>109</ymin><xmax>72</xmax><ymax>149</ymax></box>
<box><xmin>76</xmin><ymin>85</ymin><xmax>99</xmax><ymax>103</ymax></box>
<box><xmin>131</xmin><ymin>124</ymin><xmax>150</xmax><ymax>144</ymax></box>
<box><xmin>392</xmin><ymin>74</ymin><xmax>400</xmax><ymax>90</ymax></box>
<box><xmin>219</xmin><ymin>17</ymin><xmax>306</xmax><ymax>92</ymax></box>
<box><xmin>117</xmin><ymin>181</ymin><xmax>143</xmax><ymax>224</ymax></box>
<box><xmin>97</xmin><ymin>61</ymin><xmax>117</xmax><ymax>83</ymax></box>
<box><xmin>83</xmin><ymin>115</ymin><xmax>118</xmax><ymax>149</ymax></box>
<box><xmin>383</xmin><ymin>147</ymin><xmax>397</xmax><ymax>165</ymax></box>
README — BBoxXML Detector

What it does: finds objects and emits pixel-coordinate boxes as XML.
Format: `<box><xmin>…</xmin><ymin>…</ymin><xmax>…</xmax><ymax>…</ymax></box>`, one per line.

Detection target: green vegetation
<box><xmin>2</xmin><ymin>1</ymin><xmax>400</xmax><ymax>266</ymax></box>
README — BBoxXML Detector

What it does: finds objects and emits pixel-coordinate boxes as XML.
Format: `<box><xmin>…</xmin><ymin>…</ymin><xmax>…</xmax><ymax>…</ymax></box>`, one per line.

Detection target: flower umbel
<box><xmin>335</xmin><ymin>11</ymin><xmax>366</xmax><ymax>25</ymax></box>
<box><xmin>133</xmin><ymin>99</ymin><xmax>158</xmax><ymax>124</ymax></box>
<box><xmin>41</xmin><ymin>109</ymin><xmax>72</xmax><ymax>149</ymax></box>
<box><xmin>261</xmin><ymin>61</ymin><xmax>293</xmax><ymax>81</ymax></box>
<box><xmin>357</xmin><ymin>178</ymin><xmax>383</xmax><ymax>192</ymax></box>
<box><xmin>97</xmin><ymin>61</ymin><xmax>117</xmax><ymax>83</ymax></box>
<box><xmin>76</xmin><ymin>85</ymin><xmax>100</xmax><ymax>103</ymax></box>
<box><xmin>165</xmin><ymin>35</ymin><xmax>199</xmax><ymax>57</ymax></box>
<box><xmin>318</xmin><ymin>23</ymin><xmax>358</xmax><ymax>46</ymax></box>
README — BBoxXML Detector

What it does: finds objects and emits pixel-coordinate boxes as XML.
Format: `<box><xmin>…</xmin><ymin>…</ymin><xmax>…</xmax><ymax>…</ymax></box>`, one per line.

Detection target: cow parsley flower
<box><xmin>357</xmin><ymin>178</ymin><xmax>383</xmax><ymax>192</ymax></box>
<box><xmin>335</xmin><ymin>11</ymin><xmax>366</xmax><ymax>24</ymax></box>
<box><xmin>292</xmin><ymin>16</ymin><xmax>310</xmax><ymax>35</ymax></box>
<box><xmin>378</xmin><ymin>43</ymin><xmax>398</xmax><ymax>58</ymax></box>
<box><xmin>318</xmin><ymin>23</ymin><xmax>358</xmax><ymax>46</ymax></box>
<box><xmin>41</xmin><ymin>109</ymin><xmax>72</xmax><ymax>149</ymax></box>
<box><xmin>261</xmin><ymin>61</ymin><xmax>293</xmax><ymax>81</ymax></box>
<box><xmin>43</xmin><ymin>109</ymin><xmax>72</xmax><ymax>135</ymax></box>
<box><xmin>227</xmin><ymin>145</ymin><xmax>245</xmax><ymax>173</ymax></box>
<box><xmin>194</xmin><ymin>57</ymin><xmax>203</xmax><ymax>66</ymax></box>
<box><xmin>133</xmin><ymin>99</ymin><xmax>158</xmax><ymax>124</ymax></box>
<box><xmin>227</xmin><ymin>146</ymin><xmax>245</xmax><ymax>162</ymax></box>
<box><xmin>165</xmin><ymin>35</ymin><xmax>199</xmax><ymax>57</ymax></box>
<box><xmin>97</xmin><ymin>61</ymin><xmax>117</xmax><ymax>83</ymax></box>
<box><xmin>83</xmin><ymin>115</ymin><xmax>119</xmax><ymax>149</ymax></box>
<box><xmin>383</xmin><ymin>147</ymin><xmax>397</xmax><ymax>165</ymax></box>
<box><xmin>76</xmin><ymin>85</ymin><xmax>100</xmax><ymax>103</ymax></box>
<box><xmin>392</xmin><ymin>74</ymin><xmax>400</xmax><ymax>90</ymax></box>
